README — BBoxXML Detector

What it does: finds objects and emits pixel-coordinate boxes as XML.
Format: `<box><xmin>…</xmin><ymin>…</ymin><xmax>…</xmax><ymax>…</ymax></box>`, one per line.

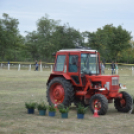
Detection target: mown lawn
<box><xmin>0</xmin><ymin>69</ymin><xmax>134</xmax><ymax>134</ymax></box>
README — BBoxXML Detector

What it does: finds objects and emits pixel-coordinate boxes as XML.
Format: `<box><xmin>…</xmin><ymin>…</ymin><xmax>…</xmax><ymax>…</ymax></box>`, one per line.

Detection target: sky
<box><xmin>0</xmin><ymin>0</ymin><xmax>134</xmax><ymax>39</ymax></box>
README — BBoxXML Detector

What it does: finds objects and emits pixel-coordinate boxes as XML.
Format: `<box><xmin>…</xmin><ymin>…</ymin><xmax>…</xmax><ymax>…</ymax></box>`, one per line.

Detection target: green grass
<box><xmin>0</xmin><ymin>69</ymin><xmax>134</xmax><ymax>134</ymax></box>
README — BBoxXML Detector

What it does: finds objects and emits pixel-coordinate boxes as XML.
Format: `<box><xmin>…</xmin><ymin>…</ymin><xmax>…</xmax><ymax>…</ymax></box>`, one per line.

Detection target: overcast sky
<box><xmin>0</xmin><ymin>0</ymin><xmax>134</xmax><ymax>39</ymax></box>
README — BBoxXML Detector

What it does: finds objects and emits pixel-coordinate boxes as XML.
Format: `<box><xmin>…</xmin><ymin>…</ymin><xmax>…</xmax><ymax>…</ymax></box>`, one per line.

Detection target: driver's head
<box><xmin>71</xmin><ymin>57</ymin><xmax>76</xmax><ymax>65</ymax></box>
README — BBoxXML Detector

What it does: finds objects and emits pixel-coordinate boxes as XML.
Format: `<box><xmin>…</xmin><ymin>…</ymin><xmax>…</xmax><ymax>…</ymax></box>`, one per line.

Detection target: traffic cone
<box><xmin>93</xmin><ymin>105</ymin><xmax>99</xmax><ymax>117</ymax></box>
<box><xmin>54</xmin><ymin>100</ymin><xmax>58</xmax><ymax>109</ymax></box>
<box><xmin>123</xmin><ymin>85</ymin><xmax>126</xmax><ymax>88</ymax></box>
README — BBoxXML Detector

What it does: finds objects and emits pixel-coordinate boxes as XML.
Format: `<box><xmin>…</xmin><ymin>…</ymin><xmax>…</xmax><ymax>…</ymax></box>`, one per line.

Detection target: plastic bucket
<box><xmin>77</xmin><ymin>114</ymin><xmax>84</xmax><ymax>119</ymax></box>
<box><xmin>49</xmin><ymin>111</ymin><xmax>56</xmax><ymax>117</ymax></box>
<box><xmin>27</xmin><ymin>108</ymin><xmax>34</xmax><ymax>114</ymax></box>
<box><xmin>61</xmin><ymin>113</ymin><xmax>68</xmax><ymax>118</ymax></box>
<box><xmin>39</xmin><ymin>110</ymin><xmax>46</xmax><ymax>116</ymax></box>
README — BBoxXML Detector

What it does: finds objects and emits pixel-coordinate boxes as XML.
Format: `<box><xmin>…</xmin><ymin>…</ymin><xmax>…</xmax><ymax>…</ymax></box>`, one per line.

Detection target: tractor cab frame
<box><xmin>46</xmin><ymin>48</ymin><xmax>132</xmax><ymax>115</ymax></box>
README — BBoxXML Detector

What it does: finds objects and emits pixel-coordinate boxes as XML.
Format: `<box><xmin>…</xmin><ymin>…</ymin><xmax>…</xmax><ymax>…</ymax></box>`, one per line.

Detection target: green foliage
<box><xmin>48</xmin><ymin>104</ymin><xmax>56</xmax><ymax>112</ymax></box>
<box><xmin>76</xmin><ymin>103</ymin><xmax>88</xmax><ymax>114</ymax></box>
<box><xmin>58</xmin><ymin>104</ymin><xmax>69</xmax><ymax>113</ymax></box>
<box><xmin>85</xmin><ymin>24</ymin><xmax>132</xmax><ymax>62</ymax></box>
<box><xmin>25</xmin><ymin>102</ymin><xmax>37</xmax><ymax>109</ymax></box>
<box><xmin>37</xmin><ymin>102</ymin><xmax>47</xmax><ymax>110</ymax></box>
<box><xmin>0</xmin><ymin>13</ymin><xmax>133</xmax><ymax>63</ymax></box>
<box><xmin>0</xmin><ymin>13</ymin><xmax>25</xmax><ymax>61</ymax></box>
<box><xmin>25</xmin><ymin>15</ymin><xmax>82</xmax><ymax>62</ymax></box>
<box><xmin>120</xmin><ymin>48</ymin><xmax>134</xmax><ymax>63</ymax></box>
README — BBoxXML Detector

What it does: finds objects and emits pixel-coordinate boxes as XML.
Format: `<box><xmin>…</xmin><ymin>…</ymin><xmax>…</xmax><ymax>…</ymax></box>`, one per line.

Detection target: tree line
<box><xmin>0</xmin><ymin>13</ymin><xmax>134</xmax><ymax>63</ymax></box>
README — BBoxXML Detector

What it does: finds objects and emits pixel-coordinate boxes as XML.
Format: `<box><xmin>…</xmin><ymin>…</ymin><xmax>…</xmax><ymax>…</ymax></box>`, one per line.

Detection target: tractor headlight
<box><xmin>104</xmin><ymin>82</ymin><xmax>110</xmax><ymax>90</ymax></box>
<box><xmin>99</xmin><ymin>88</ymin><xmax>106</xmax><ymax>91</ymax></box>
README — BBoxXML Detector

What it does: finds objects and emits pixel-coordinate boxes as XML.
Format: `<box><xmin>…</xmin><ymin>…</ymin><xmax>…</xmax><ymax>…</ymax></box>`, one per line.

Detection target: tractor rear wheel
<box><xmin>47</xmin><ymin>77</ymin><xmax>74</xmax><ymax>107</ymax></box>
<box><xmin>89</xmin><ymin>94</ymin><xmax>108</xmax><ymax>115</ymax></box>
<box><xmin>114</xmin><ymin>91</ymin><xmax>132</xmax><ymax>112</ymax></box>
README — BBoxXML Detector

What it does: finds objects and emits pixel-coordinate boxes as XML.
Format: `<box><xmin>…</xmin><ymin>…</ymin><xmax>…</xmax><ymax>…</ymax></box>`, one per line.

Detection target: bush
<box><xmin>37</xmin><ymin>102</ymin><xmax>47</xmax><ymax>110</ymax></box>
<box><xmin>58</xmin><ymin>104</ymin><xmax>69</xmax><ymax>114</ymax></box>
<box><xmin>76</xmin><ymin>103</ymin><xmax>88</xmax><ymax>114</ymax></box>
<box><xmin>48</xmin><ymin>104</ymin><xmax>56</xmax><ymax>112</ymax></box>
<box><xmin>25</xmin><ymin>102</ymin><xmax>37</xmax><ymax>109</ymax></box>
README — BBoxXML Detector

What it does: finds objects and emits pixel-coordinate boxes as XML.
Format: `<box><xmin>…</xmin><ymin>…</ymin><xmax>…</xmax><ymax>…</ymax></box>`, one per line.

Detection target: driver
<box><xmin>69</xmin><ymin>56</ymin><xmax>78</xmax><ymax>72</ymax></box>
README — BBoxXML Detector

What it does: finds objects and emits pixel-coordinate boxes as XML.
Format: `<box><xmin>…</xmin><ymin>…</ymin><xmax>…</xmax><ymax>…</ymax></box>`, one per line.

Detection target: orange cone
<box><xmin>93</xmin><ymin>105</ymin><xmax>99</xmax><ymax>117</ymax></box>
<box><xmin>54</xmin><ymin>100</ymin><xmax>58</xmax><ymax>108</ymax></box>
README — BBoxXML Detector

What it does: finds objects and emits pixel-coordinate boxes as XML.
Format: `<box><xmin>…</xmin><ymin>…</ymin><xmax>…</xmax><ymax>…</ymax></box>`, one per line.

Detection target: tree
<box><xmin>0</xmin><ymin>13</ymin><xmax>25</xmax><ymax>61</ymax></box>
<box><xmin>120</xmin><ymin>40</ymin><xmax>134</xmax><ymax>64</ymax></box>
<box><xmin>25</xmin><ymin>31</ymin><xmax>39</xmax><ymax>61</ymax></box>
<box><xmin>86</xmin><ymin>24</ymin><xmax>132</xmax><ymax>62</ymax></box>
<box><xmin>36</xmin><ymin>15</ymin><xmax>59</xmax><ymax>61</ymax></box>
<box><xmin>25</xmin><ymin>15</ymin><xmax>82</xmax><ymax>62</ymax></box>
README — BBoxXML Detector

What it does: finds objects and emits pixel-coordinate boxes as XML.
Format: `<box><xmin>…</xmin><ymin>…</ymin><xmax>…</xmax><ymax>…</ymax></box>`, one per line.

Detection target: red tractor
<box><xmin>46</xmin><ymin>48</ymin><xmax>132</xmax><ymax>115</ymax></box>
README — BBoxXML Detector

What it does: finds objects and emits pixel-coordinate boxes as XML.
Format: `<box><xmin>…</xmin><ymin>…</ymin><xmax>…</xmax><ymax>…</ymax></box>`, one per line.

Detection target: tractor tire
<box><xmin>89</xmin><ymin>94</ymin><xmax>108</xmax><ymax>115</ymax></box>
<box><xmin>46</xmin><ymin>77</ymin><xmax>74</xmax><ymax>107</ymax></box>
<box><xmin>114</xmin><ymin>91</ymin><xmax>132</xmax><ymax>112</ymax></box>
<box><xmin>74</xmin><ymin>97</ymin><xmax>89</xmax><ymax>107</ymax></box>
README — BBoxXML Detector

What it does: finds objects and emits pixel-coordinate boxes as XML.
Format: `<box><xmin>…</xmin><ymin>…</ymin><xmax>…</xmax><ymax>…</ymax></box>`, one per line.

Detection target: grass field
<box><xmin>0</xmin><ymin>69</ymin><xmax>134</xmax><ymax>134</ymax></box>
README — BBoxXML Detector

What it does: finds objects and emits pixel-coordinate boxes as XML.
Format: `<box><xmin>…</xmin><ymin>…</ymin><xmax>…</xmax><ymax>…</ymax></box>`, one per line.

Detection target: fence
<box><xmin>104</xmin><ymin>64</ymin><xmax>134</xmax><ymax>76</ymax></box>
<box><xmin>0</xmin><ymin>62</ymin><xmax>54</xmax><ymax>72</ymax></box>
<box><xmin>0</xmin><ymin>62</ymin><xmax>134</xmax><ymax>76</ymax></box>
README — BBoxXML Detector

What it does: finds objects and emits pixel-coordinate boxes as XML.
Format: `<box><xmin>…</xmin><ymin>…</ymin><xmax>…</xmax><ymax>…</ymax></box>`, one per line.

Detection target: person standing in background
<box><xmin>111</xmin><ymin>61</ymin><xmax>115</xmax><ymax>75</ymax></box>
<box><xmin>35</xmin><ymin>60</ymin><xmax>38</xmax><ymax>71</ymax></box>
<box><xmin>115</xmin><ymin>62</ymin><xmax>118</xmax><ymax>74</ymax></box>
<box><xmin>100</xmin><ymin>61</ymin><xmax>105</xmax><ymax>74</ymax></box>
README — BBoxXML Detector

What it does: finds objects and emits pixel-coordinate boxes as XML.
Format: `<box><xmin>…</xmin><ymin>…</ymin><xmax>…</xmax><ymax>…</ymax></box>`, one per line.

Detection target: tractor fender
<box><xmin>115</xmin><ymin>92</ymin><xmax>123</xmax><ymax>98</ymax></box>
<box><xmin>46</xmin><ymin>73</ymin><xmax>71</xmax><ymax>85</ymax></box>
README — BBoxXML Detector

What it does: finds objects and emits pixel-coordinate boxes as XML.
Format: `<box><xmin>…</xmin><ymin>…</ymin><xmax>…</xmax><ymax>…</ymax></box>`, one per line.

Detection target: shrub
<box><xmin>48</xmin><ymin>104</ymin><xmax>56</xmax><ymax>112</ymax></box>
<box><xmin>76</xmin><ymin>103</ymin><xmax>88</xmax><ymax>114</ymax></box>
<box><xmin>58</xmin><ymin>104</ymin><xmax>69</xmax><ymax>113</ymax></box>
<box><xmin>25</xmin><ymin>102</ymin><xmax>37</xmax><ymax>109</ymax></box>
<box><xmin>37</xmin><ymin>102</ymin><xmax>47</xmax><ymax>110</ymax></box>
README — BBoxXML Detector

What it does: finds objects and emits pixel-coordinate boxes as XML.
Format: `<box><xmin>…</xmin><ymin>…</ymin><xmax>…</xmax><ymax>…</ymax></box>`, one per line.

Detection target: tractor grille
<box><xmin>112</xmin><ymin>85</ymin><xmax>119</xmax><ymax>90</ymax></box>
<box><xmin>112</xmin><ymin>77</ymin><xmax>119</xmax><ymax>85</ymax></box>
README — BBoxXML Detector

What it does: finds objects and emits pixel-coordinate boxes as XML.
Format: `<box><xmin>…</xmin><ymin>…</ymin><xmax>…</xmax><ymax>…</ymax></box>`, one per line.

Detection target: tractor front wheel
<box><xmin>47</xmin><ymin>77</ymin><xmax>74</xmax><ymax>107</ymax></box>
<box><xmin>89</xmin><ymin>94</ymin><xmax>108</xmax><ymax>115</ymax></box>
<box><xmin>114</xmin><ymin>91</ymin><xmax>132</xmax><ymax>112</ymax></box>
